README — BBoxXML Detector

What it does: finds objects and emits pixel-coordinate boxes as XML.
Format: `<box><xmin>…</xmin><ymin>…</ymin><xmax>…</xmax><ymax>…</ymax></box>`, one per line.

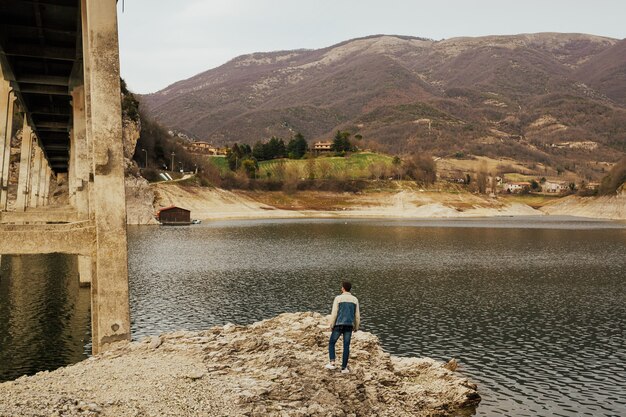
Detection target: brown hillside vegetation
<box><xmin>575</xmin><ymin>39</ymin><xmax>626</xmax><ymax>105</ymax></box>
<box><xmin>141</xmin><ymin>33</ymin><xmax>626</xmax><ymax>177</ymax></box>
<box><xmin>600</xmin><ymin>157</ymin><xmax>626</xmax><ymax>194</ymax></box>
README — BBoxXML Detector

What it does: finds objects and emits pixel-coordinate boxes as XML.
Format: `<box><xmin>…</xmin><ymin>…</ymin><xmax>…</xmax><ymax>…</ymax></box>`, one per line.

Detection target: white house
<box><xmin>543</xmin><ymin>181</ymin><xmax>568</xmax><ymax>193</ymax></box>
<box><xmin>503</xmin><ymin>182</ymin><xmax>531</xmax><ymax>193</ymax></box>
<box><xmin>313</xmin><ymin>141</ymin><xmax>333</xmax><ymax>152</ymax></box>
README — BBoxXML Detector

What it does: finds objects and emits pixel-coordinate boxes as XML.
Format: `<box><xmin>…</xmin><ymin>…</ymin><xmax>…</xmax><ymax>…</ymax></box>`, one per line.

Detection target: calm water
<box><xmin>1</xmin><ymin>217</ymin><xmax>626</xmax><ymax>416</ymax></box>
<box><xmin>0</xmin><ymin>255</ymin><xmax>91</xmax><ymax>381</ymax></box>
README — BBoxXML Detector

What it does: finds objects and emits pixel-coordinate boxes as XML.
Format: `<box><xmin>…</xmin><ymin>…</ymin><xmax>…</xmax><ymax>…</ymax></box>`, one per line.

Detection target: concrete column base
<box><xmin>78</xmin><ymin>255</ymin><xmax>92</xmax><ymax>287</ymax></box>
<box><xmin>29</xmin><ymin>147</ymin><xmax>42</xmax><ymax>208</ymax></box>
<box><xmin>16</xmin><ymin>120</ymin><xmax>33</xmax><ymax>212</ymax></box>
<box><xmin>0</xmin><ymin>89</ymin><xmax>16</xmax><ymax>211</ymax></box>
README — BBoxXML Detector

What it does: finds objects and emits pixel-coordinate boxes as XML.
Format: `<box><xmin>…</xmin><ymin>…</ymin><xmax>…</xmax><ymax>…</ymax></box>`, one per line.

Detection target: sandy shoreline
<box><xmin>140</xmin><ymin>183</ymin><xmax>626</xmax><ymax>224</ymax></box>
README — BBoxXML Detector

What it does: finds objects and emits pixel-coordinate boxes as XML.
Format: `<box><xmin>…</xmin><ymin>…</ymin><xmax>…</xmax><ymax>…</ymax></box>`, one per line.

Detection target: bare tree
<box><xmin>476</xmin><ymin>162</ymin><xmax>488</xmax><ymax>194</ymax></box>
<box><xmin>305</xmin><ymin>158</ymin><xmax>316</xmax><ymax>180</ymax></box>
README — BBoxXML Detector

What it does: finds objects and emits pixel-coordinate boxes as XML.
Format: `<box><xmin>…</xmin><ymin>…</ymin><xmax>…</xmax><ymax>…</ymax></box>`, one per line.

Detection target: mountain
<box><xmin>575</xmin><ymin>39</ymin><xmax>626</xmax><ymax>105</ymax></box>
<box><xmin>141</xmin><ymin>33</ymin><xmax>626</xmax><ymax>170</ymax></box>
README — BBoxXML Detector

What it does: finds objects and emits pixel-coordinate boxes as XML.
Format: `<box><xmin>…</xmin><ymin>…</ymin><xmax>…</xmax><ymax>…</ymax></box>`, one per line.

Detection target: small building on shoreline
<box><xmin>157</xmin><ymin>206</ymin><xmax>191</xmax><ymax>225</ymax></box>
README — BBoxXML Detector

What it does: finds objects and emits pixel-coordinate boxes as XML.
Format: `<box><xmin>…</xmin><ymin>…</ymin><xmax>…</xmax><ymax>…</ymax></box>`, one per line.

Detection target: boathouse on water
<box><xmin>157</xmin><ymin>206</ymin><xmax>191</xmax><ymax>225</ymax></box>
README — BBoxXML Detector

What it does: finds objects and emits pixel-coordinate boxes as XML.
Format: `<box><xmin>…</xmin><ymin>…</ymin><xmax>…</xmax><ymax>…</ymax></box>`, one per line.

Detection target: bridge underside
<box><xmin>0</xmin><ymin>0</ymin><xmax>78</xmax><ymax>174</ymax></box>
<box><xmin>0</xmin><ymin>0</ymin><xmax>130</xmax><ymax>354</ymax></box>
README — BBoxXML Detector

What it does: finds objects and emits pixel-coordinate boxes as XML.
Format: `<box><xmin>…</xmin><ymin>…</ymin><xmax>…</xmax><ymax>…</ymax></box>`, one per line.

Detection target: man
<box><xmin>325</xmin><ymin>281</ymin><xmax>360</xmax><ymax>374</ymax></box>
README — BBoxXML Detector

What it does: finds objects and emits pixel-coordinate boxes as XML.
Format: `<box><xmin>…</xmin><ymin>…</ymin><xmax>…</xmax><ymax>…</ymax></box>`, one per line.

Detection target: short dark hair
<box><xmin>342</xmin><ymin>281</ymin><xmax>352</xmax><ymax>292</ymax></box>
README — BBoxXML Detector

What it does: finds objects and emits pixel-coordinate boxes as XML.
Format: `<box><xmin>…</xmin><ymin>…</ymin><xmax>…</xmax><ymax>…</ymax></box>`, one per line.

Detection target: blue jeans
<box><xmin>329</xmin><ymin>325</ymin><xmax>353</xmax><ymax>369</ymax></box>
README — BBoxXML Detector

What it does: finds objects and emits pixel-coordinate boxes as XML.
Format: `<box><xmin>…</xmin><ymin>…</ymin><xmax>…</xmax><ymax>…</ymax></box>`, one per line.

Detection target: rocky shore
<box><xmin>0</xmin><ymin>312</ymin><xmax>480</xmax><ymax>416</ymax></box>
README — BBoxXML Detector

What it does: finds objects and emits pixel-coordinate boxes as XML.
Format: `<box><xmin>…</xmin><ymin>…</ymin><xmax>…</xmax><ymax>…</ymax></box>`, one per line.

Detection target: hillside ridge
<box><xmin>141</xmin><ymin>32</ymin><xmax>626</xmax><ymax>177</ymax></box>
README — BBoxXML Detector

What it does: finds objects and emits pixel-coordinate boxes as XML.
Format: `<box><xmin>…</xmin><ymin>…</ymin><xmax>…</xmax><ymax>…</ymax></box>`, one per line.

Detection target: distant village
<box><xmin>180</xmin><ymin>138</ymin><xmax>336</xmax><ymax>156</ymax></box>
<box><xmin>176</xmin><ymin>131</ymin><xmax>600</xmax><ymax>197</ymax></box>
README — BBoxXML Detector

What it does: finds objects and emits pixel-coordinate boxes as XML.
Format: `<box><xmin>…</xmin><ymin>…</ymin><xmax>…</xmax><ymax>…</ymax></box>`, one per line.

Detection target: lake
<box><xmin>1</xmin><ymin>217</ymin><xmax>625</xmax><ymax>416</ymax></box>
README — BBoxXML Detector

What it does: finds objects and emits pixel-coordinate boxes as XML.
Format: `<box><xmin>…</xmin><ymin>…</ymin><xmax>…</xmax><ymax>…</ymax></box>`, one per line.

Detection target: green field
<box><xmin>260</xmin><ymin>153</ymin><xmax>394</xmax><ymax>180</ymax></box>
<box><xmin>206</xmin><ymin>153</ymin><xmax>394</xmax><ymax>180</ymax></box>
<box><xmin>205</xmin><ymin>156</ymin><xmax>229</xmax><ymax>173</ymax></box>
<box><xmin>503</xmin><ymin>173</ymin><xmax>538</xmax><ymax>182</ymax></box>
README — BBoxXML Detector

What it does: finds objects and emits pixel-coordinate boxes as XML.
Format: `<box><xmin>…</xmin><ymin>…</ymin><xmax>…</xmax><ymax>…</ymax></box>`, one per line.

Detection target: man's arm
<box><xmin>329</xmin><ymin>297</ymin><xmax>339</xmax><ymax>329</ymax></box>
<box><xmin>354</xmin><ymin>300</ymin><xmax>360</xmax><ymax>331</ymax></box>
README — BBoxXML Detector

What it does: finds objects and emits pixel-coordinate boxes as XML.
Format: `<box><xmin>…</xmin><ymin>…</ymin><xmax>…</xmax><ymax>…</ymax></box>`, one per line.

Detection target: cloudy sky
<box><xmin>117</xmin><ymin>0</ymin><xmax>626</xmax><ymax>94</ymax></box>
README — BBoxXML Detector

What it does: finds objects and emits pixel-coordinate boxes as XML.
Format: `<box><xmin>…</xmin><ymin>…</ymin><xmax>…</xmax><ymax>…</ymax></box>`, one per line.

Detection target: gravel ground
<box><xmin>0</xmin><ymin>312</ymin><xmax>481</xmax><ymax>416</ymax></box>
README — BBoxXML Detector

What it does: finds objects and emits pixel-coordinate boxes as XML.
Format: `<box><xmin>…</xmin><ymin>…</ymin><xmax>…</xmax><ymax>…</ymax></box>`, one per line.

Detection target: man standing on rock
<box><xmin>325</xmin><ymin>281</ymin><xmax>360</xmax><ymax>374</ymax></box>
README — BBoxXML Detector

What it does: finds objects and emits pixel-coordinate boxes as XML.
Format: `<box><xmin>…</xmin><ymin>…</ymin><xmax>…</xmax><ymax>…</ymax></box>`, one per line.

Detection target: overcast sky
<box><xmin>117</xmin><ymin>0</ymin><xmax>626</xmax><ymax>94</ymax></box>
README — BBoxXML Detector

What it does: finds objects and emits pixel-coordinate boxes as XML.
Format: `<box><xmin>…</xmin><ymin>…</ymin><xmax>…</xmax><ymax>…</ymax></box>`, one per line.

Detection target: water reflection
<box><xmin>0</xmin><ymin>254</ymin><xmax>91</xmax><ymax>382</ymax></box>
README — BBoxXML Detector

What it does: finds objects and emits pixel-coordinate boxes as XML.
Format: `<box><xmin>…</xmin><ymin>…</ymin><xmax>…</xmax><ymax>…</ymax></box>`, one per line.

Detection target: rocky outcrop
<box><xmin>0</xmin><ymin>312</ymin><xmax>480</xmax><ymax>417</ymax></box>
<box><xmin>122</xmin><ymin>118</ymin><xmax>141</xmax><ymax>161</ymax></box>
<box><xmin>121</xmin><ymin>116</ymin><xmax>158</xmax><ymax>225</ymax></box>
<box><xmin>125</xmin><ymin>176</ymin><xmax>158</xmax><ymax>225</ymax></box>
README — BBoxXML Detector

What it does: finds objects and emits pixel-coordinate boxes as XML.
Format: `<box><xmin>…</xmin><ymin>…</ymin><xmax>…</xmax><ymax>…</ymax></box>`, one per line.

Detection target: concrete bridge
<box><xmin>0</xmin><ymin>0</ymin><xmax>130</xmax><ymax>354</ymax></box>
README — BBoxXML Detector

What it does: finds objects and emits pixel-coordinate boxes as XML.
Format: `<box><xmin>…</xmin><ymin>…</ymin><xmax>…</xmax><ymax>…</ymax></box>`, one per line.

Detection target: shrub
<box><xmin>403</xmin><ymin>154</ymin><xmax>437</xmax><ymax>185</ymax></box>
<box><xmin>599</xmin><ymin>158</ymin><xmax>626</xmax><ymax>195</ymax></box>
<box><xmin>577</xmin><ymin>187</ymin><xmax>598</xmax><ymax>197</ymax></box>
<box><xmin>142</xmin><ymin>168</ymin><xmax>161</xmax><ymax>182</ymax></box>
<box><xmin>196</xmin><ymin>159</ymin><xmax>222</xmax><ymax>187</ymax></box>
<box><xmin>120</xmin><ymin>78</ymin><xmax>140</xmax><ymax>122</ymax></box>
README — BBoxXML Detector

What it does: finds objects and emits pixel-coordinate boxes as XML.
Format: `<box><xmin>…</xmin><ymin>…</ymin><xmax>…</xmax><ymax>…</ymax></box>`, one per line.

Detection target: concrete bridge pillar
<box><xmin>29</xmin><ymin>145</ymin><xmax>42</xmax><ymax>208</ymax></box>
<box><xmin>43</xmin><ymin>166</ymin><xmax>51</xmax><ymax>205</ymax></box>
<box><xmin>1</xmin><ymin>82</ymin><xmax>16</xmax><ymax>211</ymax></box>
<box><xmin>82</xmin><ymin>0</ymin><xmax>131</xmax><ymax>353</ymax></box>
<box><xmin>15</xmin><ymin>118</ymin><xmax>33</xmax><ymax>211</ymax></box>
<box><xmin>80</xmin><ymin>22</ymin><xmax>95</xmax><ymax>223</ymax></box>
<box><xmin>72</xmin><ymin>85</ymin><xmax>93</xmax><ymax>286</ymax></box>
<box><xmin>37</xmin><ymin>157</ymin><xmax>48</xmax><ymax>207</ymax></box>
<box><xmin>68</xmin><ymin>130</ymin><xmax>76</xmax><ymax>207</ymax></box>
<box><xmin>71</xmin><ymin>86</ymin><xmax>90</xmax><ymax>219</ymax></box>
<box><xmin>78</xmin><ymin>256</ymin><xmax>92</xmax><ymax>287</ymax></box>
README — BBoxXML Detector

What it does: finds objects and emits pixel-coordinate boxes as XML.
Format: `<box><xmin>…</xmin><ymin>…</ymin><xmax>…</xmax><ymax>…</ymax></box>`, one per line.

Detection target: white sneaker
<box><xmin>325</xmin><ymin>363</ymin><xmax>336</xmax><ymax>370</ymax></box>
<box><xmin>341</xmin><ymin>368</ymin><xmax>350</xmax><ymax>374</ymax></box>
